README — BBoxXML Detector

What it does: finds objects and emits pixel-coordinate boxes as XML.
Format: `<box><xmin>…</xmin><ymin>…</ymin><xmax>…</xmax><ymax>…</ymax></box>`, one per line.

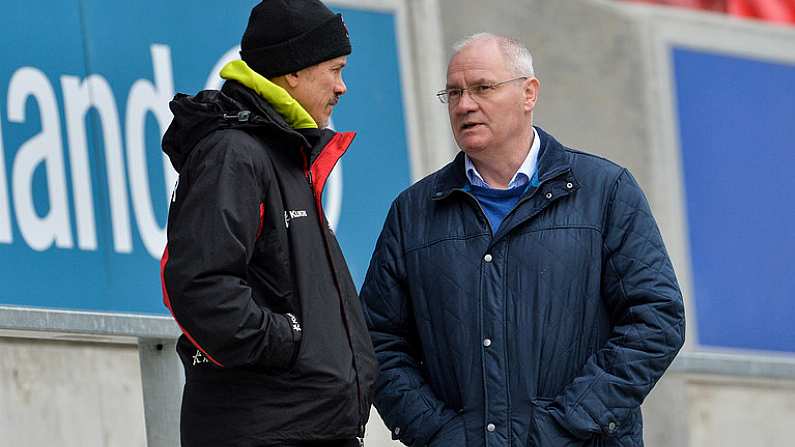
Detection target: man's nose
<box><xmin>336</xmin><ymin>77</ymin><xmax>347</xmax><ymax>95</ymax></box>
<box><xmin>454</xmin><ymin>89</ymin><xmax>478</xmax><ymax>112</ymax></box>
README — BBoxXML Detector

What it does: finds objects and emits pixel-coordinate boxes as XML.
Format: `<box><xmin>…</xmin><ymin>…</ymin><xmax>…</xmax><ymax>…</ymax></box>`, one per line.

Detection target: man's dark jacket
<box><xmin>360</xmin><ymin>128</ymin><xmax>685</xmax><ymax>447</ymax></box>
<box><xmin>161</xmin><ymin>81</ymin><xmax>377</xmax><ymax>446</ymax></box>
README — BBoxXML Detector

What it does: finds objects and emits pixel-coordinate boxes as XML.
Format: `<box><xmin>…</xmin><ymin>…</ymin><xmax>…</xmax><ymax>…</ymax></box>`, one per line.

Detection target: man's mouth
<box><xmin>460</xmin><ymin>122</ymin><xmax>483</xmax><ymax>131</ymax></box>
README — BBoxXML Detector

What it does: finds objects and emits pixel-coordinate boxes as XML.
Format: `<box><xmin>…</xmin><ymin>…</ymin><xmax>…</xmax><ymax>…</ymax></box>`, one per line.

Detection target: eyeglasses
<box><xmin>436</xmin><ymin>77</ymin><xmax>527</xmax><ymax>104</ymax></box>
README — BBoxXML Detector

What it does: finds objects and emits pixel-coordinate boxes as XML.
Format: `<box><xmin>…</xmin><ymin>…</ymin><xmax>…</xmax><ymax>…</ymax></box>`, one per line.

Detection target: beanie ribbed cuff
<box><xmin>241</xmin><ymin>13</ymin><xmax>350</xmax><ymax>78</ymax></box>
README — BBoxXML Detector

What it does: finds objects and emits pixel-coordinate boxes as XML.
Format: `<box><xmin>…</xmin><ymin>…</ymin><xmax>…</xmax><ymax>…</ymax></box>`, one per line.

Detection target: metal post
<box><xmin>139</xmin><ymin>338</ymin><xmax>183</xmax><ymax>447</ymax></box>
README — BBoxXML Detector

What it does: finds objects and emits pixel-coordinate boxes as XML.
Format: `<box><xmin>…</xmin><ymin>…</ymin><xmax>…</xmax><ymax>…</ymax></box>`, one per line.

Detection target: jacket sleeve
<box><xmin>547</xmin><ymin>169</ymin><xmax>686</xmax><ymax>439</ymax></box>
<box><xmin>360</xmin><ymin>201</ymin><xmax>459</xmax><ymax>446</ymax></box>
<box><xmin>162</xmin><ymin>135</ymin><xmax>299</xmax><ymax>370</ymax></box>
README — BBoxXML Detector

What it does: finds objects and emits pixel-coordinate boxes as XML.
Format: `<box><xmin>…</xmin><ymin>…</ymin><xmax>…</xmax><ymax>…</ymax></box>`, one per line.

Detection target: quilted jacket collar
<box><xmin>432</xmin><ymin>126</ymin><xmax>575</xmax><ymax>199</ymax></box>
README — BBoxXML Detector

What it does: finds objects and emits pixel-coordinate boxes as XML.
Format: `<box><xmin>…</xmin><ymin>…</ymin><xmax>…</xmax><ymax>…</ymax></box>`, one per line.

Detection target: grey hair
<box><xmin>452</xmin><ymin>33</ymin><xmax>535</xmax><ymax>77</ymax></box>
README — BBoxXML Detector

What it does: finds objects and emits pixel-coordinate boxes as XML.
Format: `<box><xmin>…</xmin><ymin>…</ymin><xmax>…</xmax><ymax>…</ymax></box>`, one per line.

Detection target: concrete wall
<box><xmin>686</xmin><ymin>377</ymin><xmax>795</xmax><ymax>446</ymax></box>
<box><xmin>0</xmin><ymin>338</ymin><xmax>146</xmax><ymax>447</ymax></box>
<box><xmin>644</xmin><ymin>369</ymin><xmax>795</xmax><ymax>446</ymax></box>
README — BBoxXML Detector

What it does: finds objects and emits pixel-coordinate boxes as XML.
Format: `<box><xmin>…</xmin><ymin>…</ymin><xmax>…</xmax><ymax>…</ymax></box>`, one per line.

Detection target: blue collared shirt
<box><xmin>465</xmin><ymin>126</ymin><xmax>541</xmax><ymax>189</ymax></box>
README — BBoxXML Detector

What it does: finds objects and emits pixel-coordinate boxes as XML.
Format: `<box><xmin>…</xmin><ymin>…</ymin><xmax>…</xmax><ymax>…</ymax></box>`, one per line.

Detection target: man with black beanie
<box><xmin>160</xmin><ymin>1</ymin><xmax>377</xmax><ymax>446</ymax></box>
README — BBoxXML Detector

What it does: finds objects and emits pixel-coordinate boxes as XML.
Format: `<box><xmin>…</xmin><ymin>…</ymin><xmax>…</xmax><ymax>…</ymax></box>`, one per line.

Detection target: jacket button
<box><xmin>483</xmin><ymin>338</ymin><xmax>492</xmax><ymax>347</ymax></box>
<box><xmin>607</xmin><ymin>421</ymin><xmax>617</xmax><ymax>433</ymax></box>
<box><xmin>486</xmin><ymin>423</ymin><xmax>496</xmax><ymax>432</ymax></box>
<box><xmin>545</xmin><ymin>192</ymin><xmax>553</xmax><ymax>199</ymax></box>
<box><xmin>394</xmin><ymin>427</ymin><xmax>401</xmax><ymax>435</ymax></box>
<box><xmin>484</xmin><ymin>254</ymin><xmax>493</xmax><ymax>263</ymax></box>
<box><xmin>566</xmin><ymin>182</ymin><xmax>574</xmax><ymax>189</ymax></box>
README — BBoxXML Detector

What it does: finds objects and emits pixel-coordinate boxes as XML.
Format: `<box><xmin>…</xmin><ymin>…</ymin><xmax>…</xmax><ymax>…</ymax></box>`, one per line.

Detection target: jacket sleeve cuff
<box><xmin>253</xmin><ymin>312</ymin><xmax>303</xmax><ymax>371</ymax></box>
<box><xmin>283</xmin><ymin>312</ymin><xmax>303</xmax><ymax>367</ymax></box>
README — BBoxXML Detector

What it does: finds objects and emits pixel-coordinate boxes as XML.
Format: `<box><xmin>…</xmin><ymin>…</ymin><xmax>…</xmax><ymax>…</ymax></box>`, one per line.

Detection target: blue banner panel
<box><xmin>672</xmin><ymin>47</ymin><xmax>795</xmax><ymax>353</ymax></box>
<box><xmin>0</xmin><ymin>1</ymin><xmax>411</xmax><ymax>315</ymax></box>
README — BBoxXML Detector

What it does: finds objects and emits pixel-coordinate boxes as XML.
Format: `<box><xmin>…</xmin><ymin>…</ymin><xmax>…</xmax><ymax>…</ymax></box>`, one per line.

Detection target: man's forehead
<box><xmin>446</xmin><ymin>62</ymin><xmax>510</xmax><ymax>87</ymax></box>
<box><xmin>447</xmin><ymin>40</ymin><xmax>508</xmax><ymax>82</ymax></box>
<box><xmin>445</xmin><ymin>69</ymin><xmax>500</xmax><ymax>88</ymax></box>
<box><xmin>325</xmin><ymin>55</ymin><xmax>348</xmax><ymax>66</ymax></box>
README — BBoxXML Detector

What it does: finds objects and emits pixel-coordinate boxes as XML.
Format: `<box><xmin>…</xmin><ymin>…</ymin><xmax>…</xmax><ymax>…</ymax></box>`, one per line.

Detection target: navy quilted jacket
<box><xmin>360</xmin><ymin>128</ymin><xmax>685</xmax><ymax>447</ymax></box>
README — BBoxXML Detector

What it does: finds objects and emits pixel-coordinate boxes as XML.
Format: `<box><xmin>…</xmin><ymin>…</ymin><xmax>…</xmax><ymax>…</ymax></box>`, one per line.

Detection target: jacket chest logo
<box><xmin>284</xmin><ymin>209</ymin><xmax>308</xmax><ymax>228</ymax></box>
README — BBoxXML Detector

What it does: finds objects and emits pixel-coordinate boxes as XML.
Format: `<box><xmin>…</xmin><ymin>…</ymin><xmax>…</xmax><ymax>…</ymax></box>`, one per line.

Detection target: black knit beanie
<box><xmin>240</xmin><ymin>0</ymin><xmax>351</xmax><ymax>78</ymax></box>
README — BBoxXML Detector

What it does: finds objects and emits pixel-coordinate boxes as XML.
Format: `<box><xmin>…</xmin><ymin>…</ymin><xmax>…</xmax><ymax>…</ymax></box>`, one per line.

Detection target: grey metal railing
<box><xmin>669</xmin><ymin>350</ymin><xmax>795</xmax><ymax>381</ymax></box>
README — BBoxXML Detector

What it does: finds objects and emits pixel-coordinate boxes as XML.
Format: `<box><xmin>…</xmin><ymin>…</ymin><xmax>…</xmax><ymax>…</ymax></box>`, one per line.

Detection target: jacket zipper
<box><xmin>302</xmin><ymin>150</ymin><xmax>367</xmax><ymax>439</ymax></box>
<box><xmin>450</xmin><ymin>174</ymin><xmax>567</xmax><ymax>446</ymax></box>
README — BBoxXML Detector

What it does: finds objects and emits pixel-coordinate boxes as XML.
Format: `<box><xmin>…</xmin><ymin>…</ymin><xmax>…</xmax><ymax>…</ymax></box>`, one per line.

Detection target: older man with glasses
<box><xmin>360</xmin><ymin>33</ymin><xmax>685</xmax><ymax>447</ymax></box>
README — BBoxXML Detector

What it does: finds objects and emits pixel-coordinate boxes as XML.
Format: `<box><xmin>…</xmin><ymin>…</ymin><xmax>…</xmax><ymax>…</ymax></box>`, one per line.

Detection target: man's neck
<box><xmin>468</xmin><ymin>130</ymin><xmax>534</xmax><ymax>189</ymax></box>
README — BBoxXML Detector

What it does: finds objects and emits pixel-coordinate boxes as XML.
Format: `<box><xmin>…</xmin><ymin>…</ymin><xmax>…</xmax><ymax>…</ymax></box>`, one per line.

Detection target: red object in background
<box><xmin>625</xmin><ymin>0</ymin><xmax>795</xmax><ymax>25</ymax></box>
<box><xmin>625</xmin><ymin>0</ymin><xmax>727</xmax><ymax>12</ymax></box>
<box><xmin>728</xmin><ymin>0</ymin><xmax>795</xmax><ymax>24</ymax></box>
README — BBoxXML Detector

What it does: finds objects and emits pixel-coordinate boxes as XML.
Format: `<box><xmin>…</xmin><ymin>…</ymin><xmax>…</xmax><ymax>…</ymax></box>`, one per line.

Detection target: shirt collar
<box><xmin>465</xmin><ymin>126</ymin><xmax>541</xmax><ymax>189</ymax></box>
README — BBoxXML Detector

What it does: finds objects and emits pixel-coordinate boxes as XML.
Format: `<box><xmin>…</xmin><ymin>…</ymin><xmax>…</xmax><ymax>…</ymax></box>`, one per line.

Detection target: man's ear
<box><xmin>523</xmin><ymin>77</ymin><xmax>540</xmax><ymax>112</ymax></box>
<box><xmin>284</xmin><ymin>71</ymin><xmax>301</xmax><ymax>89</ymax></box>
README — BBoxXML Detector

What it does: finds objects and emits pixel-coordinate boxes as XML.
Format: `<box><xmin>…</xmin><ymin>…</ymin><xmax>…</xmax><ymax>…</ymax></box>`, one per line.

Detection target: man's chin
<box><xmin>457</xmin><ymin>137</ymin><xmax>489</xmax><ymax>155</ymax></box>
